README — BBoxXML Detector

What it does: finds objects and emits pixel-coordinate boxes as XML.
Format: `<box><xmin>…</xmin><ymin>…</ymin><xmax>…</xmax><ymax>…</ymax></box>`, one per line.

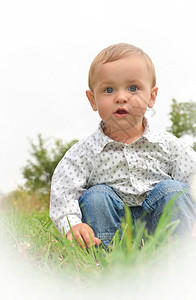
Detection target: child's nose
<box><xmin>115</xmin><ymin>91</ymin><xmax>128</xmax><ymax>104</ymax></box>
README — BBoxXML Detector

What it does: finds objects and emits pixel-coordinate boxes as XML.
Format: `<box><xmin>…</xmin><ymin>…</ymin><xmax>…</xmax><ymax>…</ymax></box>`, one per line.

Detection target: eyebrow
<box><xmin>99</xmin><ymin>81</ymin><xmax>114</xmax><ymax>86</ymax></box>
<box><xmin>99</xmin><ymin>79</ymin><xmax>144</xmax><ymax>86</ymax></box>
<box><xmin>126</xmin><ymin>79</ymin><xmax>144</xmax><ymax>85</ymax></box>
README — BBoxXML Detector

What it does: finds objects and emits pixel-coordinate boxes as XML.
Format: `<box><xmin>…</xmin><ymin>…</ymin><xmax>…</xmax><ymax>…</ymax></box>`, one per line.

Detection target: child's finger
<box><xmin>94</xmin><ymin>237</ymin><xmax>102</xmax><ymax>245</ymax></box>
<box><xmin>66</xmin><ymin>231</ymin><xmax>73</xmax><ymax>242</ymax></box>
<box><xmin>81</xmin><ymin>229</ymin><xmax>101</xmax><ymax>247</ymax></box>
<box><xmin>80</xmin><ymin>228</ymin><xmax>94</xmax><ymax>248</ymax></box>
<box><xmin>77</xmin><ymin>236</ymin><xmax>87</xmax><ymax>249</ymax></box>
<box><xmin>66</xmin><ymin>232</ymin><xmax>75</xmax><ymax>247</ymax></box>
<box><xmin>66</xmin><ymin>234</ymin><xmax>75</xmax><ymax>247</ymax></box>
<box><xmin>74</xmin><ymin>233</ymin><xmax>86</xmax><ymax>249</ymax></box>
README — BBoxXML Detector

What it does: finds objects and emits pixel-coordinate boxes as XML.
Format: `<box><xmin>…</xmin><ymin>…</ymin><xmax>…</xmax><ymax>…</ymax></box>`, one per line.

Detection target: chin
<box><xmin>191</xmin><ymin>173</ymin><xmax>196</xmax><ymax>202</ymax></box>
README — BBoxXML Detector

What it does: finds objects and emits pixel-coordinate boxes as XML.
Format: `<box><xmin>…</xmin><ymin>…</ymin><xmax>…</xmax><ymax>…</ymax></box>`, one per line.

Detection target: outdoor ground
<box><xmin>0</xmin><ymin>190</ymin><xmax>196</xmax><ymax>300</ymax></box>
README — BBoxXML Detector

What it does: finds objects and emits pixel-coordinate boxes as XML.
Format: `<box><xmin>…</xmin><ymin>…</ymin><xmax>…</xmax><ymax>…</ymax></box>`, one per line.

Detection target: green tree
<box><xmin>22</xmin><ymin>134</ymin><xmax>78</xmax><ymax>193</ymax></box>
<box><xmin>167</xmin><ymin>99</ymin><xmax>196</xmax><ymax>150</ymax></box>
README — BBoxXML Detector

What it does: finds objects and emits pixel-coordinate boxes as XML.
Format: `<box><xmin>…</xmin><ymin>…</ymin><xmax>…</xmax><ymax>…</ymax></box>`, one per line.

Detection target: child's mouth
<box><xmin>114</xmin><ymin>108</ymin><xmax>128</xmax><ymax>118</ymax></box>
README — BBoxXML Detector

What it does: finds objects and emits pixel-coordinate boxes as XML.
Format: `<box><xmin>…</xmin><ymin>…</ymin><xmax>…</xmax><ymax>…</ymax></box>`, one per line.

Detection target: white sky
<box><xmin>0</xmin><ymin>0</ymin><xmax>196</xmax><ymax>193</ymax></box>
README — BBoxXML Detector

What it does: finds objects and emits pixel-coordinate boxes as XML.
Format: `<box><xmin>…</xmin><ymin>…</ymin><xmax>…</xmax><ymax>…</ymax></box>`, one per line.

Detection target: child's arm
<box><xmin>50</xmin><ymin>139</ymin><xmax>101</xmax><ymax>247</ymax></box>
<box><xmin>66</xmin><ymin>223</ymin><xmax>101</xmax><ymax>248</ymax></box>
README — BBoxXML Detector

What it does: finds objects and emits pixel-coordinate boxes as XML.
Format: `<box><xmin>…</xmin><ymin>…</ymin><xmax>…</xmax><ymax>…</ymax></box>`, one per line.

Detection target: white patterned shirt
<box><xmin>50</xmin><ymin>119</ymin><xmax>196</xmax><ymax>235</ymax></box>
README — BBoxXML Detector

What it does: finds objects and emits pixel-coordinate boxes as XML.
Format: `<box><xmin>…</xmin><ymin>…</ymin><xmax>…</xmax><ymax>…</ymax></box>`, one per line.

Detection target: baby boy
<box><xmin>50</xmin><ymin>43</ymin><xmax>196</xmax><ymax>248</ymax></box>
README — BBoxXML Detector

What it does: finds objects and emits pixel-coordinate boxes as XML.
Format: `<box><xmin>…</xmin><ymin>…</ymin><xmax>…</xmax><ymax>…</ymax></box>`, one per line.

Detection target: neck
<box><xmin>103</xmin><ymin>120</ymin><xmax>145</xmax><ymax>144</ymax></box>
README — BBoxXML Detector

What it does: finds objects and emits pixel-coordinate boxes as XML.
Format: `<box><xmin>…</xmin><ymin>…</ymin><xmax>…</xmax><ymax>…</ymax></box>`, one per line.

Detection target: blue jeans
<box><xmin>79</xmin><ymin>180</ymin><xmax>196</xmax><ymax>248</ymax></box>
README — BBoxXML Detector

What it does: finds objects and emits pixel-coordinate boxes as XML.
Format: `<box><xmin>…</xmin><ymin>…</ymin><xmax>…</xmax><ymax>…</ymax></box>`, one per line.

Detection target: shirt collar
<box><xmin>142</xmin><ymin>118</ymin><xmax>165</xmax><ymax>143</ymax></box>
<box><xmin>94</xmin><ymin>117</ymin><xmax>161</xmax><ymax>154</ymax></box>
<box><xmin>95</xmin><ymin>121</ymin><xmax>114</xmax><ymax>153</ymax></box>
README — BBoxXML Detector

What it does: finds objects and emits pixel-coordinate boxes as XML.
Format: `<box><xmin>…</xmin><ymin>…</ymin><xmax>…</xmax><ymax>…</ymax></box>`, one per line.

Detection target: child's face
<box><xmin>86</xmin><ymin>55</ymin><xmax>158</xmax><ymax>139</ymax></box>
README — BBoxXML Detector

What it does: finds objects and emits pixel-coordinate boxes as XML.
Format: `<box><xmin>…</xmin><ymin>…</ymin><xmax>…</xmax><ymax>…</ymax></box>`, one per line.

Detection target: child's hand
<box><xmin>66</xmin><ymin>223</ymin><xmax>101</xmax><ymax>249</ymax></box>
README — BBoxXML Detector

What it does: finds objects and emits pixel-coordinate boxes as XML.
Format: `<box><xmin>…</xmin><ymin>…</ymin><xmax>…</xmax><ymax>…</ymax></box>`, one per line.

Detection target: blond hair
<box><xmin>88</xmin><ymin>43</ymin><xmax>156</xmax><ymax>91</ymax></box>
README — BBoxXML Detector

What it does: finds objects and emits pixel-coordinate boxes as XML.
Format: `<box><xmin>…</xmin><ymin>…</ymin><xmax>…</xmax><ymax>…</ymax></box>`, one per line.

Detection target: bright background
<box><xmin>0</xmin><ymin>0</ymin><xmax>196</xmax><ymax>193</ymax></box>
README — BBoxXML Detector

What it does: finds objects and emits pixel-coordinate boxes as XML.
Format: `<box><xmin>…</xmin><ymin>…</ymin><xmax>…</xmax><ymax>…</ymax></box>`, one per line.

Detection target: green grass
<box><xmin>0</xmin><ymin>196</ymin><xmax>182</xmax><ymax>286</ymax></box>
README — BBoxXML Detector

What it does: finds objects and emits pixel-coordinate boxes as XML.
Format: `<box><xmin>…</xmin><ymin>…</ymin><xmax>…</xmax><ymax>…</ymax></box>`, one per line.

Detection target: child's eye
<box><xmin>128</xmin><ymin>86</ymin><xmax>138</xmax><ymax>92</ymax></box>
<box><xmin>105</xmin><ymin>87</ymin><xmax>114</xmax><ymax>93</ymax></box>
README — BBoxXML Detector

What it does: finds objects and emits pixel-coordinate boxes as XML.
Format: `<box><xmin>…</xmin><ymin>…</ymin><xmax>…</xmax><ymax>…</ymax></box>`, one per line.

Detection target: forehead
<box><xmin>92</xmin><ymin>55</ymin><xmax>151</xmax><ymax>85</ymax></box>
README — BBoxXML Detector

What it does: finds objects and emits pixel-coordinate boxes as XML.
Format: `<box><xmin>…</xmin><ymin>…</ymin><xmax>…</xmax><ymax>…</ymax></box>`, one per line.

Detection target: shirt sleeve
<box><xmin>170</xmin><ymin>137</ymin><xmax>196</xmax><ymax>185</ymax></box>
<box><xmin>49</xmin><ymin>142</ymin><xmax>91</xmax><ymax>236</ymax></box>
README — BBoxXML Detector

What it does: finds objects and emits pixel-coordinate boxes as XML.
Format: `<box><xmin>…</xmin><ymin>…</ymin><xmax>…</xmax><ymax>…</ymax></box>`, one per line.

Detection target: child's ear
<box><xmin>148</xmin><ymin>86</ymin><xmax>158</xmax><ymax>108</ymax></box>
<box><xmin>86</xmin><ymin>90</ymin><xmax>97</xmax><ymax>111</ymax></box>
